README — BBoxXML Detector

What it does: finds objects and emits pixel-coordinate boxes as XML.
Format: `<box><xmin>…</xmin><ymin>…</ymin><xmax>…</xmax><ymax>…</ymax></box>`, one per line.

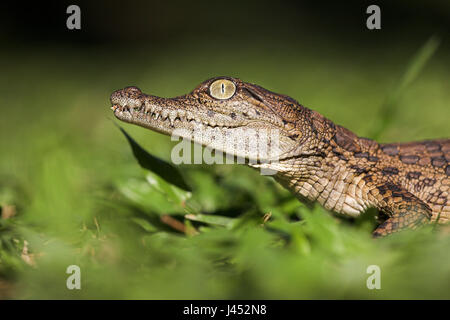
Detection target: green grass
<box><xmin>0</xmin><ymin>36</ymin><xmax>449</xmax><ymax>299</ymax></box>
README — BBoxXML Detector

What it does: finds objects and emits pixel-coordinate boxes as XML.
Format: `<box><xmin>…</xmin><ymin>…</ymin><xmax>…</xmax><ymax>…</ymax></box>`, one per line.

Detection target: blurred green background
<box><xmin>0</xmin><ymin>1</ymin><xmax>449</xmax><ymax>299</ymax></box>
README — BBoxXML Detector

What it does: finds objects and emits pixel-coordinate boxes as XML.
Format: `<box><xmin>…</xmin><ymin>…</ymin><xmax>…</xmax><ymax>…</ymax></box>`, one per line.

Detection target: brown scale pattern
<box><xmin>294</xmin><ymin>117</ymin><xmax>450</xmax><ymax>236</ymax></box>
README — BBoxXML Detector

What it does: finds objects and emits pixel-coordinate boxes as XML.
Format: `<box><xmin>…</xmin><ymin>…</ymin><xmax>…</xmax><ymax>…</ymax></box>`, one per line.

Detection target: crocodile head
<box><xmin>110</xmin><ymin>77</ymin><xmax>318</xmax><ymax>164</ymax></box>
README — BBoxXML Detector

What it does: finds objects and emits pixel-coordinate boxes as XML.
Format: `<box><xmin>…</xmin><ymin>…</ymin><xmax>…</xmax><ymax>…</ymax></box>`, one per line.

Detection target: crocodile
<box><xmin>110</xmin><ymin>77</ymin><xmax>450</xmax><ymax>237</ymax></box>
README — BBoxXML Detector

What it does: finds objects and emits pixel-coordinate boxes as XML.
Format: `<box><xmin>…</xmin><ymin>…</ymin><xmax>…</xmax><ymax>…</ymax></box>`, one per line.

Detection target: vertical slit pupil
<box><xmin>221</xmin><ymin>83</ymin><xmax>225</xmax><ymax>94</ymax></box>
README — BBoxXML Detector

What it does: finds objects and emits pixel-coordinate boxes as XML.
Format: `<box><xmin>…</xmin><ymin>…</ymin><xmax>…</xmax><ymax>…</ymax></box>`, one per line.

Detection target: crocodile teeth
<box><xmin>161</xmin><ymin>110</ymin><xmax>169</xmax><ymax>120</ymax></box>
<box><xmin>144</xmin><ymin>101</ymin><xmax>156</xmax><ymax>114</ymax></box>
<box><xmin>154</xmin><ymin>106</ymin><xmax>162</xmax><ymax>115</ymax></box>
<box><xmin>169</xmin><ymin>111</ymin><xmax>177</xmax><ymax>125</ymax></box>
<box><xmin>132</xmin><ymin>100</ymin><xmax>142</xmax><ymax>108</ymax></box>
<box><xmin>177</xmin><ymin>110</ymin><xmax>186</xmax><ymax>119</ymax></box>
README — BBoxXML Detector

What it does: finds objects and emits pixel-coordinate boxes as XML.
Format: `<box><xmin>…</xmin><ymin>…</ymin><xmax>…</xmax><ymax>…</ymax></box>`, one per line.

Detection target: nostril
<box><xmin>124</xmin><ymin>86</ymin><xmax>142</xmax><ymax>94</ymax></box>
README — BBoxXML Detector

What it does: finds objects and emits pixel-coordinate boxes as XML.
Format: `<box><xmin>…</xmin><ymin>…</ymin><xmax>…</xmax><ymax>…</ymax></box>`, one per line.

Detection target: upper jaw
<box><xmin>110</xmin><ymin>87</ymin><xmax>251</xmax><ymax>134</ymax></box>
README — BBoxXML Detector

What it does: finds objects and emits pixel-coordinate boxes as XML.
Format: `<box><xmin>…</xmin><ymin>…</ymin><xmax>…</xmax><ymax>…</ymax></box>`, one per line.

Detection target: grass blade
<box><xmin>370</xmin><ymin>36</ymin><xmax>440</xmax><ymax>140</ymax></box>
<box><xmin>185</xmin><ymin>213</ymin><xmax>236</xmax><ymax>227</ymax></box>
<box><xmin>117</xmin><ymin>125</ymin><xmax>192</xmax><ymax>192</ymax></box>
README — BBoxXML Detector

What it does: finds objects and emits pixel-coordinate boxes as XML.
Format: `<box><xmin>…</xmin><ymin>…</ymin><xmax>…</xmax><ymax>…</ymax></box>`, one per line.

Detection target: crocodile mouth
<box><xmin>111</xmin><ymin>103</ymin><xmax>247</xmax><ymax>130</ymax></box>
<box><xmin>112</xmin><ymin>103</ymin><xmax>191</xmax><ymax>128</ymax></box>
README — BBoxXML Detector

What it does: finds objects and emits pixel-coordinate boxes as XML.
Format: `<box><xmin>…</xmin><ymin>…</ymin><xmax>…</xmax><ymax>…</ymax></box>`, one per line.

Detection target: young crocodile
<box><xmin>110</xmin><ymin>77</ymin><xmax>450</xmax><ymax>237</ymax></box>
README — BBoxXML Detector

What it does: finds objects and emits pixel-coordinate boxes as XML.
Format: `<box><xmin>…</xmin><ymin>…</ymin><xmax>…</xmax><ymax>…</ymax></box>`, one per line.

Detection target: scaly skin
<box><xmin>110</xmin><ymin>77</ymin><xmax>450</xmax><ymax>237</ymax></box>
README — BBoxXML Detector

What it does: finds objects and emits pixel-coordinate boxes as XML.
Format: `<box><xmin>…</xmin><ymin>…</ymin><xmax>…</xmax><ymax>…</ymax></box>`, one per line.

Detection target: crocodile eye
<box><xmin>209</xmin><ymin>79</ymin><xmax>236</xmax><ymax>100</ymax></box>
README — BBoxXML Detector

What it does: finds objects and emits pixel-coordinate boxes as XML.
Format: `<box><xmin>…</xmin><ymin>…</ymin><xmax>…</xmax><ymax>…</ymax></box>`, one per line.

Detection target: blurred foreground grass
<box><xmin>0</xmin><ymin>37</ymin><xmax>449</xmax><ymax>299</ymax></box>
